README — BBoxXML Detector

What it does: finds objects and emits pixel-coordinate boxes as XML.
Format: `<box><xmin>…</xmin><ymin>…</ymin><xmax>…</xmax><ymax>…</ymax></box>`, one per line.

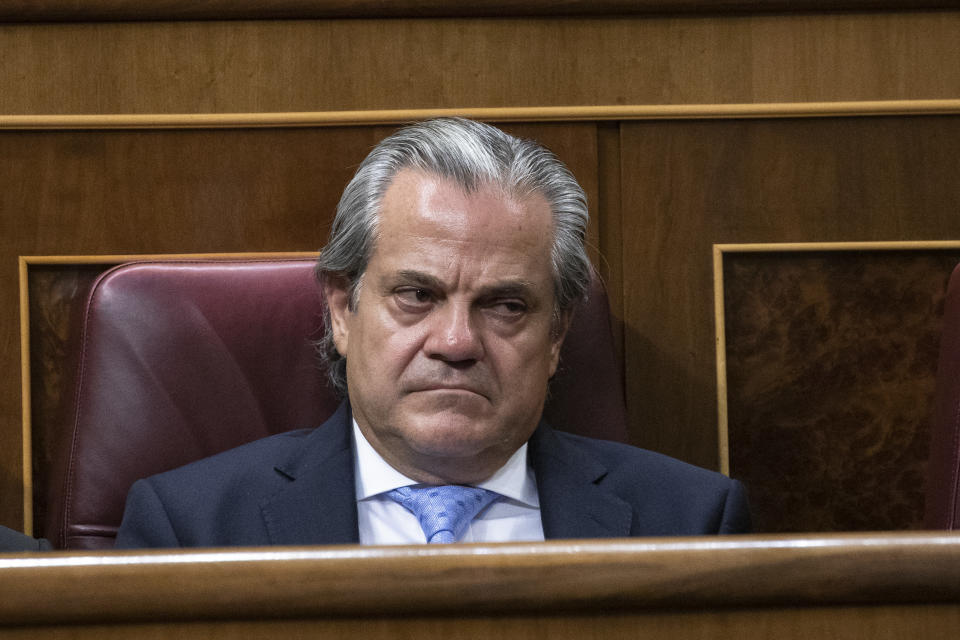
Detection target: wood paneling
<box><xmin>721</xmin><ymin>248</ymin><xmax>960</xmax><ymax>532</ymax></box>
<box><xmin>619</xmin><ymin>115</ymin><xmax>960</xmax><ymax>470</ymax></box>
<box><xmin>3</xmin><ymin>3</ymin><xmax>960</xmax><ymax>534</ymax></box>
<box><xmin>2</xmin><ymin>0</ymin><xmax>959</xmax><ymax>22</ymax></box>
<box><xmin>5</xmin><ymin>100</ymin><xmax>960</xmax><ymax>131</ymax></box>
<box><xmin>1</xmin><ymin>12</ymin><xmax>959</xmax><ymax>115</ymax></box>
<box><xmin>24</xmin><ymin>264</ymin><xmax>108</xmax><ymax>537</ymax></box>
<box><xmin>10</xmin><ymin>115</ymin><xmax>960</xmax><ymax>532</ymax></box>
<box><xmin>1</xmin><ymin>607</ymin><xmax>959</xmax><ymax>640</ymax></box>
<box><xmin>597</xmin><ymin>123</ymin><xmax>625</xmax><ymax>359</ymax></box>
<box><xmin>8</xmin><ymin>114</ymin><xmax>960</xmax><ymax>533</ymax></box>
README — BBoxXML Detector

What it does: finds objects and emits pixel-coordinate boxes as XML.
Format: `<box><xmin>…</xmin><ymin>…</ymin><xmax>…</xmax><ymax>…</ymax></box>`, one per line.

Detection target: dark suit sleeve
<box><xmin>719</xmin><ymin>479</ymin><xmax>752</xmax><ymax>534</ymax></box>
<box><xmin>0</xmin><ymin>525</ymin><xmax>51</xmax><ymax>552</ymax></box>
<box><xmin>114</xmin><ymin>479</ymin><xmax>183</xmax><ymax>549</ymax></box>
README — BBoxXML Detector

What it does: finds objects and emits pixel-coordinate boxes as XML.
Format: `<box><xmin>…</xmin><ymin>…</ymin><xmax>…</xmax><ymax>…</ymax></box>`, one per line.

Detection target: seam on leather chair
<box><xmin>60</xmin><ymin>262</ymin><xmax>127</xmax><ymax>548</ymax></box>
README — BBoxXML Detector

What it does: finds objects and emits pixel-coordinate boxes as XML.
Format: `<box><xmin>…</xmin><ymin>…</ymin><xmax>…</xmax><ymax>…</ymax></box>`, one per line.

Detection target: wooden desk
<box><xmin>1</xmin><ymin>532</ymin><xmax>958</xmax><ymax>638</ymax></box>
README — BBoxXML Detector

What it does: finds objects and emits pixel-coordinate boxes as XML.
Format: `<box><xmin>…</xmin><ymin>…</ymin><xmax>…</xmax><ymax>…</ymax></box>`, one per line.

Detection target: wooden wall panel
<box><xmin>1</xmin><ymin>12</ymin><xmax>959</xmax><ymax>116</ymax></box>
<box><xmin>721</xmin><ymin>248</ymin><xmax>960</xmax><ymax>532</ymax></box>
<box><xmin>619</xmin><ymin>115</ymin><xmax>960</xmax><ymax>471</ymax></box>
<box><xmin>0</xmin><ymin>123</ymin><xmax>598</xmax><ymax>531</ymax></box>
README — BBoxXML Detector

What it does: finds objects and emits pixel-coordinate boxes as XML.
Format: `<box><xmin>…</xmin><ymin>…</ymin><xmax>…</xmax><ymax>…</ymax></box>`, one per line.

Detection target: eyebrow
<box><xmin>478</xmin><ymin>281</ymin><xmax>538</xmax><ymax>301</ymax></box>
<box><xmin>390</xmin><ymin>270</ymin><xmax>539</xmax><ymax>301</ymax></box>
<box><xmin>392</xmin><ymin>270</ymin><xmax>445</xmax><ymax>290</ymax></box>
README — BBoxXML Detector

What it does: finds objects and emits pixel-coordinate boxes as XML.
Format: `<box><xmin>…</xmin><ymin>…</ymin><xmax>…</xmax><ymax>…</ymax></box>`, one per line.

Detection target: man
<box><xmin>115</xmin><ymin>118</ymin><xmax>749</xmax><ymax>548</ymax></box>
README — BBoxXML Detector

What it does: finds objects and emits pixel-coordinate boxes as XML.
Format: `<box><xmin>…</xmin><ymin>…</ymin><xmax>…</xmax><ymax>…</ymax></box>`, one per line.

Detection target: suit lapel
<box><xmin>529</xmin><ymin>423</ymin><xmax>633</xmax><ymax>539</ymax></box>
<box><xmin>260</xmin><ymin>402</ymin><xmax>360</xmax><ymax>545</ymax></box>
<box><xmin>258</xmin><ymin>409</ymin><xmax>633</xmax><ymax>544</ymax></box>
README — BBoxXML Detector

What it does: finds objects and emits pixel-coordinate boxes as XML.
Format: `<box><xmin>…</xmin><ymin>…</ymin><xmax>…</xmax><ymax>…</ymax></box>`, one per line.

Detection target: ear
<box><xmin>323</xmin><ymin>275</ymin><xmax>354</xmax><ymax>358</ymax></box>
<box><xmin>547</xmin><ymin>310</ymin><xmax>572</xmax><ymax>378</ymax></box>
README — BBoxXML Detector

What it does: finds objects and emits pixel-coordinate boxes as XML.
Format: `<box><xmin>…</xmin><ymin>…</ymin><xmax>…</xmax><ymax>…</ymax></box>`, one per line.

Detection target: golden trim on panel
<box><xmin>17</xmin><ymin>258</ymin><xmax>33</xmax><ymax>536</ymax></box>
<box><xmin>715</xmin><ymin>240</ymin><xmax>960</xmax><ymax>253</ymax></box>
<box><xmin>712</xmin><ymin>240</ymin><xmax>960</xmax><ymax>479</ymax></box>
<box><xmin>21</xmin><ymin>252</ymin><xmax>319</xmax><ymax>266</ymax></box>
<box><xmin>713</xmin><ymin>247</ymin><xmax>731</xmax><ymax>476</ymax></box>
<box><xmin>18</xmin><ymin>252</ymin><xmax>320</xmax><ymax>533</ymax></box>
<box><xmin>2</xmin><ymin>100</ymin><xmax>960</xmax><ymax>130</ymax></box>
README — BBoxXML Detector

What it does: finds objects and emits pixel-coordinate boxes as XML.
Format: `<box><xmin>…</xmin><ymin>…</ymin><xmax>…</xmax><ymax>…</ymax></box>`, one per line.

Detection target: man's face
<box><xmin>325</xmin><ymin>168</ymin><xmax>567</xmax><ymax>484</ymax></box>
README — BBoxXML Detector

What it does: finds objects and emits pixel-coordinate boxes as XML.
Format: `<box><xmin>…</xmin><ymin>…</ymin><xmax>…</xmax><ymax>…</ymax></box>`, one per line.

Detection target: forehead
<box><xmin>371</xmin><ymin>169</ymin><xmax>555</xmax><ymax>281</ymax></box>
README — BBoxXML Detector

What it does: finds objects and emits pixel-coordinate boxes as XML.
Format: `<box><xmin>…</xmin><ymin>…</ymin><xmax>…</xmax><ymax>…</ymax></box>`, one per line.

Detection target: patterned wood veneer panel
<box><xmin>26</xmin><ymin>265</ymin><xmax>110</xmax><ymax>533</ymax></box>
<box><xmin>722</xmin><ymin>249</ymin><xmax>960</xmax><ymax>532</ymax></box>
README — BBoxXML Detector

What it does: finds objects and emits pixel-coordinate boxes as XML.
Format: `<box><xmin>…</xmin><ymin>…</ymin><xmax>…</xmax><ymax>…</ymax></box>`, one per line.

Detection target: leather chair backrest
<box><xmin>44</xmin><ymin>258</ymin><xmax>627</xmax><ymax>549</ymax></box>
<box><xmin>925</xmin><ymin>261</ymin><xmax>960</xmax><ymax>529</ymax></box>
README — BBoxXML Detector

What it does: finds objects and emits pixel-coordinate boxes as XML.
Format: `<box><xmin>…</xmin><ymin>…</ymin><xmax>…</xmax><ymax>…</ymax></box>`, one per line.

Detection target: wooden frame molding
<box><xmin>1</xmin><ymin>0</ymin><xmax>957</xmax><ymax>22</ymax></box>
<box><xmin>18</xmin><ymin>252</ymin><xmax>319</xmax><ymax>534</ymax></box>
<box><xmin>712</xmin><ymin>240</ymin><xmax>960</xmax><ymax>475</ymax></box>
<box><xmin>3</xmin><ymin>101</ymin><xmax>960</xmax><ymax>130</ymax></box>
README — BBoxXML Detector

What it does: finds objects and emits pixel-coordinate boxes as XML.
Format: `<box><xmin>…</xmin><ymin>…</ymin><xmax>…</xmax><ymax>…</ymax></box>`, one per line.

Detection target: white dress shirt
<box><xmin>353</xmin><ymin>421</ymin><xmax>545</xmax><ymax>545</ymax></box>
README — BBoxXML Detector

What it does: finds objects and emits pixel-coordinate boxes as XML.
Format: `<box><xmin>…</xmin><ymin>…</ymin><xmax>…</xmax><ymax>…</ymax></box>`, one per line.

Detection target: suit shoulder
<box><xmin>144</xmin><ymin>428</ymin><xmax>314</xmax><ymax>489</ymax></box>
<box><xmin>545</xmin><ymin>430</ymin><xmax>751</xmax><ymax>534</ymax></box>
<box><xmin>137</xmin><ymin>400</ymin><xmax>351</xmax><ymax>501</ymax></box>
<box><xmin>551</xmin><ymin>430</ymin><xmax>735</xmax><ymax>489</ymax></box>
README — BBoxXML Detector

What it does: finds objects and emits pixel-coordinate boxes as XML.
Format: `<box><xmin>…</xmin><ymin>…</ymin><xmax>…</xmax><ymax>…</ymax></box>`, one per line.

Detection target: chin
<box><xmin>400</xmin><ymin>393</ymin><xmax>492</xmax><ymax>425</ymax></box>
<box><xmin>402</xmin><ymin>415</ymin><xmax>503</xmax><ymax>458</ymax></box>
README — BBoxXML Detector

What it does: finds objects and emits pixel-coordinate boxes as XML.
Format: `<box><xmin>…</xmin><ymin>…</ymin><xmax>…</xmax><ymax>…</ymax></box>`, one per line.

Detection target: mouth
<box><xmin>419</xmin><ymin>385</ymin><xmax>481</xmax><ymax>393</ymax></box>
<box><xmin>410</xmin><ymin>385</ymin><xmax>489</xmax><ymax>399</ymax></box>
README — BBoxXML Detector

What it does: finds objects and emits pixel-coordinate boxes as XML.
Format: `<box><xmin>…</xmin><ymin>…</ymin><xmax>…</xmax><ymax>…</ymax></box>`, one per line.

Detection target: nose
<box><xmin>424</xmin><ymin>302</ymin><xmax>484</xmax><ymax>364</ymax></box>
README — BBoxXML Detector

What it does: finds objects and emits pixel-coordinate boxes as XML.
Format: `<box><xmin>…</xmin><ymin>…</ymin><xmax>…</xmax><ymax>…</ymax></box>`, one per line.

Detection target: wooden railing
<box><xmin>1</xmin><ymin>533</ymin><xmax>959</xmax><ymax>638</ymax></box>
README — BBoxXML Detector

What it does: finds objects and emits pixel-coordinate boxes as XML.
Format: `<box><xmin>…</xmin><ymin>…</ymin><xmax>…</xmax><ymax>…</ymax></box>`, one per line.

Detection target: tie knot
<box><xmin>387</xmin><ymin>485</ymin><xmax>499</xmax><ymax>544</ymax></box>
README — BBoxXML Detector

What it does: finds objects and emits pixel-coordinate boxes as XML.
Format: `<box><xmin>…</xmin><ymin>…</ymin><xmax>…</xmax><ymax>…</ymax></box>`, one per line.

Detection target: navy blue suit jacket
<box><xmin>0</xmin><ymin>525</ymin><xmax>51</xmax><ymax>552</ymax></box>
<box><xmin>115</xmin><ymin>402</ymin><xmax>750</xmax><ymax>548</ymax></box>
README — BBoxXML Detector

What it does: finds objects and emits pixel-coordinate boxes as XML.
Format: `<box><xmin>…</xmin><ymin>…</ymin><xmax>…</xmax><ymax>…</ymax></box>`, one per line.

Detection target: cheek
<box><xmin>493</xmin><ymin>331</ymin><xmax>559</xmax><ymax>384</ymax></box>
<box><xmin>356</xmin><ymin>316</ymin><xmax>426</xmax><ymax>374</ymax></box>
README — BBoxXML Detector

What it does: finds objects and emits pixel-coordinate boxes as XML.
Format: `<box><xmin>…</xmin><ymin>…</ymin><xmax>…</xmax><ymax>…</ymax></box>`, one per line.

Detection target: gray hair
<box><xmin>316</xmin><ymin>117</ymin><xmax>591</xmax><ymax>393</ymax></box>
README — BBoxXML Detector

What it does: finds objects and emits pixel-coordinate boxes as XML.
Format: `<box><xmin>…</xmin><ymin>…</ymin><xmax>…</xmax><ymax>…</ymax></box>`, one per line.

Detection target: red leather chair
<box><xmin>44</xmin><ymin>258</ymin><xmax>627</xmax><ymax>549</ymax></box>
<box><xmin>926</xmin><ymin>261</ymin><xmax>960</xmax><ymax>529</ymax></box>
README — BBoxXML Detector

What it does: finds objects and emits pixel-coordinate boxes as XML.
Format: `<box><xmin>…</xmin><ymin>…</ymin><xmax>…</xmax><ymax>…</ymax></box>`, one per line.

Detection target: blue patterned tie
<box><xmin>387</xmin><ymin>485</ymin><xmax>499</xmax><ymax>543</ymax></box>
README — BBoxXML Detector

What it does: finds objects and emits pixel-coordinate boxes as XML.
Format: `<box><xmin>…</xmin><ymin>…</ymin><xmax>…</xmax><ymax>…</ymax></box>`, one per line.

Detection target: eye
<box><xmin>488</xmin><ymin>299</ymin><xmax>527</xmax><ymax>319</ymax></box>
<box><xmin>394</xmin><ymin>287</ymin><xmax>435</xmax><ymax>311</ymax></box>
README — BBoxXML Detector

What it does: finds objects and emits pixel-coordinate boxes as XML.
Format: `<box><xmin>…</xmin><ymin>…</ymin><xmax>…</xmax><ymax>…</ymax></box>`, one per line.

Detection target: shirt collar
<box><xmin>352</xmin><ymin>420</ymin><xmax>539</xmax><ymax>508</ymax></box>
